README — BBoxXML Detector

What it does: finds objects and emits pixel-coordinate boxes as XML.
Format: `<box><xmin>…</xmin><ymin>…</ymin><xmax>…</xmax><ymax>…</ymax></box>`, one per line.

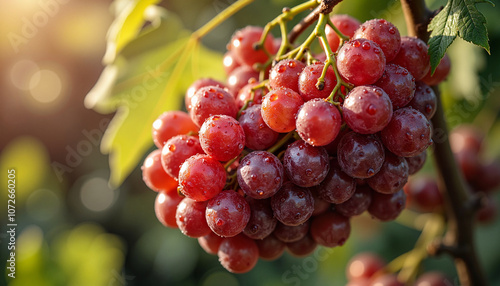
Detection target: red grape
<box><xmin>227</xmin><ymin>65</ymin><xmax>260</xmax><ymax>96</ymax></box>
<box><xmin>325</xmin><ymin>14</ymin><xmax>361</xmax><ymax>52</ymax></box>
<box><xmin>390</xmin><ymin>36</ymin><xmax>430</xmax><ymax>80</ymax></box>
<box><xmin>176</xmin><ymin>198</ymin><xmax>211</xmax><ymax>238</ymax></box>
<box><xmin>152</xmin><ymin>111</ymin><xmax>198</xmax><ymax>148</ymax></box>
<box><xmin>284</xmin><ymin>140</ymin><xmax>330</xmax><ymax>187</ymax></box>
<box><xmin>243</xmin><ymin>197</ymin><xmax>277</xmax><ymax>239</ymax></box>
<box><xmin>237</xmin><ymin>151</ymin><xmax>284</xmax><ymax>199</ymax></box>
<box><xmin>269</xmin><ymin>59</ymin><xmax>306</xmax><ymax>93</ymax></box>
<box><xmin>261</xmin><ymin>87</ymin><xmax>304</xmax><ymax>133</ymax></box>
<box><xmin>404</xmin><ymin>176</ymin><xmax>443</xmax><ymax>213</ymax></box>
<box><xmin>190</xmin><ymin>86</ymin><xmax>238</xmax><ymax>127</ymax></box>
<box><xmin>178</xmin><ymin>154</ymin><xmax>226</xmax><ymax>201</ymax></box>
<box><xmin>367</xmin><ymin>152</ymin><xmax>409</xmax><ymax>195</ymax></box>
<box><xmin>374</xmin><ymin>64</ymin><xmax>415</xmax><ymax>109</ymax></box>
<box><xmin>310</xmin><ymin>211</ymin><xmax>351</xmax><ymax>247</ymax></box>
<box><xmin>337</xmin><ymin>38</ymin><xmax>386</xmax><ymax>86</ymax></box>
<box><xmin>407</xmin><ymin>81</ymin><xmax>437</xmax><ymax>119</ymax></box>
<box><xmin>337</xmin><ymin>132</ymin><xmax>385</xmax><ymax>179</ymax></box>
<box><xmin>317</xmin><ymin>159</ymin><xmax>356</xmax><ymax>204</ymax></box>
<box><xmin>198</xmin><ymin>232</ymin><xmax>224</xmax><ymax>255</ymax></box>
<box><xmin>185</xmin><ymin>78</ymin><xmax>227</xmax><ymax>111</ymax></box>
<box><xmin>218</xmin><ymin>234</ymin><xmax>259</xmax><ymax>273</ymax></box>
<box><xmin>287</xmin><ymin>234</ymin><xmax>317</xmax><ymax>257</ymax></box>
<box><xmin>238</xmin><ymin>104</ymin><xmax>279</xmax><ymax>150</ymax></box>
<box><xmin>421</xmin><ymin>54</ymin><xmax>451</xmax><ymax>86</ymax></box>
<box><xmin>298</xmin><ymin>63</ymin><xmax>337</xmax><ymax>101</ymax></box>
<box><xmin>154</xmin><ymin>191</ymin><xmax>184</xmax><ymax>228</ymax></box>
<box><xmin>271</xmin><ymin>182</ymin><xmax>314</xmax><ymax>226</ymax></box>
<box><xmin>346</xmin><ymin>252</ymin><xmax>385</xmax><ymax>281</ymax></box>
<box><xmin>343</xmin><ymin>85</ymin><xmax>393</xmax><ymax>134</ymax></box>
<box><xmin>335</xmin><ymin>185</ymin><xmax>373</xmax><ymax>217</ymax></box>
<box><xmin>368</xmin><ymin>189</ymin><xmax>406</xmax><ymax>221</ymax></box>
<box><xmin>296</xmin><ymin>98</ymin><xmax>342</xmax><ymax>146</ymax></box>
<box><xmin>206</xmin><ymin>190</ymin><xmax>251</xmax><ymax>237</ymax></box>
<box><xmin>353</xmin><ymin>19</ymin><xmax>401</xmax><ymax>62</ymax></box>
<box><xmin>161</xmin><ymin>135</ymin><xmax>203</xmax><ymax>178</ymax></box>
<box><xmin>199</xmin><ymin>115</ymin><xmax>245</xmax><ymax>161</ymax></box>
<box><xmin>273</xmin><ymin>221</ymin><xmax>310</xmax><ymax>243</ymax></box>
<box><xmin>142</xmin><ymin>149</ymin><xmax>178</xmax><ymax>193</ymax></box>
<box><xmin>229</xmin><ymin>26</ymin><xmax>275</xmax><ymax>67</ymax></box>
<box><xmin>256</xmin><ymin>234</ymin><xmax>286</xmax><ymax>261</ymax></box>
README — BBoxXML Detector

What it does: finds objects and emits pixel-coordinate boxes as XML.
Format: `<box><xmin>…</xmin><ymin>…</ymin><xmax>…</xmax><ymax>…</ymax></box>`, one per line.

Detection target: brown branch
<box><xmin>401</xmin><ymin>1</ymin><xmax>488</xmax><ymax>285</ymax></box>
<box><xmin>288</xmin><ymin>0</ymin><xmax>343</xmax><ymax>44</ymax></box>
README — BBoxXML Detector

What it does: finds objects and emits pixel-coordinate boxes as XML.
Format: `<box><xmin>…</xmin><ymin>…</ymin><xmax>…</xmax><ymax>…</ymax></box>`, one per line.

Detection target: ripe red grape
<box><xmin>367</xmin><ymin>152</ymin><xmax>409</xmax><ymax>194</ymax></box>
<box><xmin>206</xmin><ymin>190</ymin><xmax>251</xmax><ymax>237</ymax></box>
<box><xmin>161</xmin><ymin>135</ymin><xmax>203</xmax><ymax>178</ymax></box>
<box><xmin>449</xmin><ymin>124</ymin><xmax>484</xmax><ymax>155</ymax></box>
<box><xmin>353</xmin><ymin>19</ymin><xmax>401</xmax><ymax>62</ymax></box>
<box><xmin>284</xmin><ymin>140</ymin><xmax>330</xmax><ymax>187</ymax></box>
<box><xmin>178</xmin><ymin>154</ymin><xmax>226</xmax><ymax>201</ymax></box>
<box><xmin>243</xmin><ymin>197</ymin><xmax>277</xmax><ymax>239</ymax></box>
<box><xmin>271</xmin><ymin>182</ymin><xmax>314</xmax><ymax>226</ymax></box>
<box><xmin>337</xmin><ymin>132</ymin><xmax>385</xmax><ymax>179</ymax></box>
<box><xmin>176</xmin><ymin>198</ymin><xmax>211</xmax><ymax>237</ymax></box>
<box><xmin>218</xmin><ymin>234</ymin><xmax>259</xmax><ymax>273</ymax></box>
<box><xmin>227</xmin><ymin>65</ymin><xmax>260</xmax><ymax>96</ymax></box>
<box><xmin>273</xmin><ymin>221</ymin><xmax>310</xmax><ymax>243</ymax></box>
<box><xmin>152</xmin><ymin>111</ymin><xmax>198</xmax><ymax>148</ymax></box>
<box><xmin>223</xmin><ymin>50</ymin><xmax>241</xmax><ymax>75</ymax></box>
<box><xmin>374</xmin><ymin>64</ymin><xmax>415</xmax><ymax>109</ymax></box>
<box><xmin>296</xmin><ymin>98</ymin><xmax>342</xmax><ymax>146</ymax></box>
<box><xmin>334</xmin><ymin>185</ymin><xmax>373</xmax><ymax>217</ymax></box>
<box><xmin>185</xmin><ymin>78</ymin><xmax>227</xmax><ymax>111</ymax></box>
<box><xmin>199</xmin><ymin>115</ymin><xmax>245</xmax><ymax>161</ymax></box>
<box><xmin>229</xmin><ymin>26</ymin><xmax>275</xmax><ymax>67</ymax></box>
<box><xmin>238</xmin><ymin>104</ymin><xmax>279</xmax><ymax>150</ymax></box>
<box><xmin>390</xmin><ymin>36</ymin><xmax>430</xmax><ymax>80</ymax></box>
<box><xmin>261</xmin><ymin>87</ymin><xmax>304</xmax><ymax>133</ymax></box>
<box><xmin>287</xmin><ymin>234</ymin><xmax>317</xmax><ymax>257</ymax></box>
<box><xmin>337</xmin><ymin>38</ymin><xmax>386</xmax><ymax>86</ymax></box>
<box><xmin>142</xmin><ymin>149</ymin><xmax>178</xmax><ymax>193</ymax></box>
<box><xmin>235</xmin><ymin>81</ymin><xmax>266</xmax><ymax>110</ymax></box>
<box><xmin>317</xmin><ymin>159</ymin><xmax>356</xmax><ymax>204</ymax></box>
<box><xmin>406</xmin><ymin>150</ymin><xmax>427</xmax><ymax>175</ymax></box>
<box><xmin>298</xmin><ymin>63</ymin><xmax>337</xmax><ymax>101</ymax></box>
<box><xmin>368</xmin><ymin>189</ymin><xmax>406</xmax><ymax>221</ymax></box>
<box><xmin>154</xmin><ymin>191</ymin><xmax>184</xmax><ymax>228</ymax></box>
<box><xmin>237</xmin><ymin>151</ymin><xmax>284</xmax><ymax>199</ymax></box>
<box><xmin>380</xmin><ymin>107</ymin><xmax>432</xmax><ymax>157</ymax></box>
<box><xmin>269</xmin><ymin>59</ymin><xmax>306</xmax><ymax>93</ymax></box>
<box><xmin>342</xmin><ymin>85</ymin><xmax>393</xmax><ymax>134</ymax></box>
<box><xmin>198</xmin><ymin>231</ymin><xmax>224</xmax><ymax>255</ymax></box>
<box><xmin>415</xmin><ymin>271</ymin><xmax>453</xmax><ymax>286</ymax></box>
<box><xmin>407</xmin><ymin>81</ymin><xmax>437</xmax><ymax>119</ymax></box>
<box><xmin>310</xmin><ymin>211</ymin><xmax>351</xmax><ymax>247</ymax></box>
<box><xmin>371</xmin><ymin>274</ymin><xmax>404</xmax><ymax>286</ymax></box>
<box><xmin>255</xmin><ymin>234</ymin><xmax>286</xmax><ymax>261</ymax></box>
<box><xmin>190</xmin><ymin>86</ymin><xmax>238</xmax><ymax>127</ymax></box>
<box><xmin>325</xmin><ymin>14</ymin><xmax>361</xmax><ymax>52</ymax></box>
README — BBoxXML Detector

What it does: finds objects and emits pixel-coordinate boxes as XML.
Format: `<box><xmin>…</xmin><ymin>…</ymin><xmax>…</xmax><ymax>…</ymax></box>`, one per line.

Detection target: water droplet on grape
<box><xmin>406</xmin><ymin>132</ymin><xmax>413</xmax><ymax>140</ymax></box>
<box><xmin>251</xmin><ymin>224</ymin><xmax>258</xmax><ymax>232</ymax></box>
<box><xmin>251</xmin><ymin>174</ymin><xmax>257</xmax><ymax>180</ymax></box>
<box><xmin>388</xmin><ymin>27</ymin><xmax>396</xmax><ymax>34</ymax></box>
<box><xmin>216</xmin><ymin>218</ymin><xmax>224</xmax><ymax>226</ymax></box>
<box><xmin>425</xmin><ymin>104</ymin><xmax>433</xmax><ymax>114</ymax></box>
<box><xmin>203</xmin><ymin>91</ymin><xmax>209</xmax><ymax>98</ymax></box>
<box><xmin>359</xmin><ymin>151</ymin><xmax>365</xmax><ymax>157</ymax></box>
<box><xmin>367</xmin><ymin>168</ymin><xmax>375</xmax><ymax>176</ymax></box>
<box><xmin>294</xmin><ymin>213</ymin><xmax>301</xmax><ymax>219</ymax></box>
<box><xmin>373</xmin><ymin>47</ymin><xmax>381</xmax><ymax>54</ymax></box>
<box><xmin>216</xmin><ymin>200</ymin><xmax>221</xmax><ymax>206</ymax></box>
<box><xmin>237</xmin><ymin>203</ymin><xmax>243</xmax><ymax>211</ymax></box>
<box><xmin>168</xmin><ymin>144</ymin><xmax>176</xmax><ymax>152</ymax></box>
<box><xmin>305</xmin><ymin>169</ymin><xmax>313</xmax><ymax>176</ymax></box>
<box><xmin>256</xmin><ymin>189</ymin><xmax>264</xmax><ymax>196</ymax></box>
<box><xmin>288</xmin><ymin>61</ymin><xmax>296</xmax><ymax>68</ymax></box>
<box><xmin>270</xmin><ymin>93</ymin><xmax>279</xmax><ymax>101</ymax></box>
<box><xmin>361</xmin><ymin>41</ymin><xmax>371</xmax><ymax>50</ymax></box>
<box><xmin>353</xmin><ymin>40</ymin><xmax>361</xmax><ymax>48</ymax></box>
<box><xmin>367</xmin><ymin>104</ymin><xmax>377</xmax><ymax>115</ymax></box>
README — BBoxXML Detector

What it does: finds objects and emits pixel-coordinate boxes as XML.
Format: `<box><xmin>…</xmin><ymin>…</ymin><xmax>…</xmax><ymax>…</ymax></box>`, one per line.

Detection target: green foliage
<box><xmin>85</xmin><ymin>3</ymin><xmax>225</xmax><ymax>187</ymax></box>
<box><xmin>428</xmin><ymin>0</ymin><xmax>493</xmax><ymax>73</ymax></box>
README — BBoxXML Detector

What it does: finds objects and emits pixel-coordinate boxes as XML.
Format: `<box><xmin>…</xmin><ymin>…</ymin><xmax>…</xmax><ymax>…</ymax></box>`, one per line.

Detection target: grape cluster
<box><xmin>405</xmin><ymin>124</ymin><xmax>500</xmax><ymax>222</ymax></box>
<box><xmin>345</xmin><ymin>252</ymin><xmax>453</xmax><ymax>285</ymax></box>
<box><xmin>142</xmin><ymin>15</ymin><xmax>452</xmax><ymax>273</ymax></box>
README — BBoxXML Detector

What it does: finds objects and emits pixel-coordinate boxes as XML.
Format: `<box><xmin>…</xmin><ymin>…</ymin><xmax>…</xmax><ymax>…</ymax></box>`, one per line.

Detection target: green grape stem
<box><xmin>401</xmin><ymin>0</ymin><xmax>488</xmax><ymax>285</ymax></box>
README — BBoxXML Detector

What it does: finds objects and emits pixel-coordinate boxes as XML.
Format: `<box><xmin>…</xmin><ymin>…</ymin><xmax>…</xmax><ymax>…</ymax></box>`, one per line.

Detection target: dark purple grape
<box><xmin>310</xmin><ymin>211</ymin><xmax>351</xmax><ymax>247</ymax></box>
<box><xmin>238</xmin><ymin>104</ymin><xmax>279</xmax><ymax>150</ymax></box>
<box><xmin>273</xmin><ymin>221</ymin><xmax>310</xmax><ymax>243</ymax></box>
<box><xmin>243</xmin><ymin>197</ymin><xmax>277</xmax><ymax>240</ymax></box>
<box><xmin>237</xmin><ymin>151</ymin><xmax>284</xmax><ymax>199</ymax></box>
<box><xmin>334</xmin><ymin>185</ymin><xmax>373</xmax><ymax>217</ymax></box>
<box><xmin>374</xmin><ymin>64</ymin><xmax>415</xmax><ymax>109</ymax></box>
<box><xmin>407</xmin><ymin>81</ymin><xmax>437</xmax><ymax>119</ymax></box>
<box><xmin>337</xmin><ymin>131</ymin><xmax>385</xmax><ymax>179</ymax></box>
<box><xmin>367</xmin><ymin>152</ymin><xmax>409</xmax><ymax>194</ymax></box>
<box><xmin>284</xmin><ymin>140</ymin><xmax>330</xmax><ymax>187</ymax></box>
<box><xmin>271</xmin><ymin>182</ymin><xmax>314</xmax><ymax>226</ymax></box>
<box><xmin>287</xmin><ymin>234</ymin><xmax>317</xmax><ymax>257</ymax></box>
<box><xmin>381</xmin><ymin>107</ymin><xmax>432</xmax><ymax>157</ymax></box>
<box><xmin>368</xmin><ymin>189</ymin><xmax>406</xmax><ymax>221</ymax></box>
<box><xmin>317</xmin><ymin>159</ymin><xmax>356</xmax><ymax>204</ymax></box>
<box><xmin>406</xmin><ymin>150</ymin><xmax>427</xmax><ymax>175</ymax></box>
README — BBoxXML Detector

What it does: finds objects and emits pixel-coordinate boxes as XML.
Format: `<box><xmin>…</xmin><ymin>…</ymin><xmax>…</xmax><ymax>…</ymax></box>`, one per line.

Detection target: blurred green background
<box><xmin>1</xmin><ymin>0</ymin><xmax>500</xmax><ymax>285</ymax></box>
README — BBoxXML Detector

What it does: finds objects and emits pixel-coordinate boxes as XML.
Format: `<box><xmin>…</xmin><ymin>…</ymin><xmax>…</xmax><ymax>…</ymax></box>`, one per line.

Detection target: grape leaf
<box><xmin>428</xmin><ymin>0</ymin><xmax>493</xmax><ymax>73</ymax></box>
<box><xmin>86</xmin><ymin>8</ymin><xmax>225</xmax><ymax>187</ymax></box>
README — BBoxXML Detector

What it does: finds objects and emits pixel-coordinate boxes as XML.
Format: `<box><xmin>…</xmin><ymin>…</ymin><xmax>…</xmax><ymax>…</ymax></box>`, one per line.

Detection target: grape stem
<box><xmin>401</xmin><ymin>0</ymin><xmax>488</xmax><ymax>285</ymax></box>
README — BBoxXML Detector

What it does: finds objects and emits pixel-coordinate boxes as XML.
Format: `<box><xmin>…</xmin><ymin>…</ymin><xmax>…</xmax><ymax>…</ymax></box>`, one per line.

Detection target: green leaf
<box><xmin>104</xmin><ymin>0</ymin><xmax>161</xmax><ymax>64</ymax></box>
<box><xmin>428</xmin><ymin>0</ymin><xmax>492</xmax><ymax>73</ymax></box>
<box><xmin>101</xmin><ymin>39</ymin><xmax>224</xmax><ymax>187</ymax></box>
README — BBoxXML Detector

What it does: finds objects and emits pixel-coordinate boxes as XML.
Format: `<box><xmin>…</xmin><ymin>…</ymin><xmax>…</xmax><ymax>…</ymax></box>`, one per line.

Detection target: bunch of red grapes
<box><xmin>142</xmin><ymin>14</ymin><xmax>453</xmax><ymax>274</ymax></box>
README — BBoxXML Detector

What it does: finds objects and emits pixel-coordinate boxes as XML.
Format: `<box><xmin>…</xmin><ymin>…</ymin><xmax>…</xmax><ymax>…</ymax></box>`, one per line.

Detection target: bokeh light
<box><xmin>80</xmin><ymin>176</ymin><xmax>116</xmax><ymax>212</ymax></box>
